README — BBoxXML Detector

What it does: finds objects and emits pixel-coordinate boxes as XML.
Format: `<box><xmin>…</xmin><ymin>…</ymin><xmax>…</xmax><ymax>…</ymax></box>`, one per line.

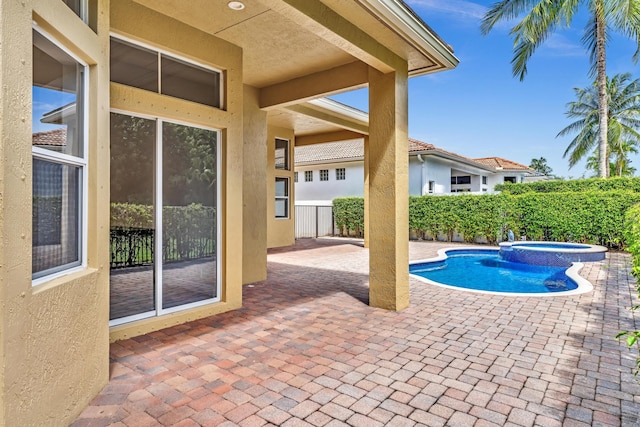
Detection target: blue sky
<box><xmin>331</xmin><ymin>0</ymin><xmax>640</xmax><ymax>178</ymax></box>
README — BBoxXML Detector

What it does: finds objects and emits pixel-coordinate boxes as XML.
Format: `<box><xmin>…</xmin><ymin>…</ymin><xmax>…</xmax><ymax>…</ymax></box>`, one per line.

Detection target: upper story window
<box><xmin>336</xmin><ymin>168</ymin><xmax>345</xmax><ymax>180</ymax></box>
<box><xmin>275</xmin><ymin>138</ymin><xmax>289</xmax><ymax>170</ymax></box>
<box><xmin>451</xmin><ymin>176</ymin><xmax>471</xmax><ymax>185</ymax></box>
<box><xmin>110</xmin><ymin>36</ymin><xmax>222</xmax><ymax>108</ymax></box>
<box><xmin>305</xmin><ymin>171</ymin><xmax>313</xmax><ymax>182</ymax></box>
<box><xmin>504</xmin><ymin>176</ymin><xmax>517</xmax><ymax>183</ymax></box>
<box><xmin>62</xmin><ymin>0</ymin><xmax>88</xmax><ymax>23</ymax></box>
<box><xmin>320</xmin><ymin>169</ymin><xmax>329</xmax><ymax>181</ymax></box>
<box><xmin>32</xmin><ymin>29</ymin><xmax>87</xmax><ymax>281</ymax></box>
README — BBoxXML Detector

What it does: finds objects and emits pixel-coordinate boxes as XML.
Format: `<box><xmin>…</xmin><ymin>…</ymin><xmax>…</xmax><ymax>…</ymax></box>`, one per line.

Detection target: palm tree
<box><xmin>481</xmin><ymin>0</ymin><xmax>640</xmax><ymax>177</ymax></box>
<box><xmin>558</xmin><ymin>73</ymin><xmax>640</xmax><ymax>173</ymax></box>
<box><xmin>585</xmin><ymin>141</ymin><xmax>637</xmax><ymax>175</ymax></box>
<box><xmin>529</xmin><ymin>157</ymin><xmax>553</xmax><ymax>175</ymax></box>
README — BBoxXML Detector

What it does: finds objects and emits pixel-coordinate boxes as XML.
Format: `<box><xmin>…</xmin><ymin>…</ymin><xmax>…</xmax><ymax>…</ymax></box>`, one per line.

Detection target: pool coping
<box><xmin>409</xmin><ymin>247</ymin><xmax>594</xmax><ymax>297</ymax></box>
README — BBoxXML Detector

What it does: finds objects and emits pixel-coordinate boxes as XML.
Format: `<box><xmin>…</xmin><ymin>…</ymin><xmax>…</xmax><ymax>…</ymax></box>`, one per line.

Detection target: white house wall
<box><xmin>422</xmin><ymin>157</ymin><xmax>453</xmax><ymax>194</ymax></box>
<box><xmin>295</xmin><ymin>160</ymin><xmax>364</xmax><ymax>202</ymax></box>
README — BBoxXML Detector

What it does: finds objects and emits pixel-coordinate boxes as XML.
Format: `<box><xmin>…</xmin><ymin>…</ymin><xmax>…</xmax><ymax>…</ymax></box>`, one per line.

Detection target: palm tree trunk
<box><xmin>596</xmin><ymin>1</ymin><xmax>608</xmax><ymax>178</ymax></box>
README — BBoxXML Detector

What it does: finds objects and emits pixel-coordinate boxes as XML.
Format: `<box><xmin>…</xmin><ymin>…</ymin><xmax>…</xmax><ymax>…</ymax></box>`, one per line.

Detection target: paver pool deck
<box><xmin>73</xmin><ymin>238</ymin><xmax>640</xmax><ymax>427</ymax></box>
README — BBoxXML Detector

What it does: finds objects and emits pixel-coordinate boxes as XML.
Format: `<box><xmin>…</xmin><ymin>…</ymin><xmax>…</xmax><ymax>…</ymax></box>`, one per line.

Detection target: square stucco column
<box><xmin>363</xmin><ymin>135</ymin><xmax>370</xmax><ymax>248</ymax></box>
<box><xmin>367</xmin><ymin>66</ymin><xmax>409</xmax><ymax>311</ymax></box>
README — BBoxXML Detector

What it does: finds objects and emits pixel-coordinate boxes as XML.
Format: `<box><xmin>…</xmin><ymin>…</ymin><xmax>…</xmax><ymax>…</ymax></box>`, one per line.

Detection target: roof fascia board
<box><xmin>414</xmin><ymin>150</ymin><xmax>495</xmax><ymax>172</ymax></box>
<box><xmin>356</xmin><ymin>0</ymin><xmax>459</xmax><ymax>74</ymax></box>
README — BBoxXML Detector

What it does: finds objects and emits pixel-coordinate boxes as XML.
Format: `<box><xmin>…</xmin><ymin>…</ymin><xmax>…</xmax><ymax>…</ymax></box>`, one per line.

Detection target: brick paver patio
<box><xmin>73</xmin><ymin>238</ymin><xmax>640</xmax><ymax>426</ymax></box>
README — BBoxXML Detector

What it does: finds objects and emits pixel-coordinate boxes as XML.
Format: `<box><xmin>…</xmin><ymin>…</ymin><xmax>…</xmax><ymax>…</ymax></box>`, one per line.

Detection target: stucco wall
<box><xmin>0</xmin><ymin>1</ymin><xmax>111</xmax><ymax>425</ymax></box>
<box><xmin>267</xmin><ymin>126</ymin><xmax>295</xmax><ymax>248</ymax></box>
<box><xmin>108</xmin><ymin>0</ymin><xmax>244</xmax><ymax>340</ymax></box>
<box><xmin>423</xmin><ymin>157</ymin><xmax>452</xmax><ymax>194</ymax></box>
<box><xmin>243</xmin><ymin>86</ymin><xmax>268</xmax><ymax>284</ymax></box>
<box><xmin>294</xmin><ymin>160</ymin><xmax>364</xmax><ymax>202</ymax></box>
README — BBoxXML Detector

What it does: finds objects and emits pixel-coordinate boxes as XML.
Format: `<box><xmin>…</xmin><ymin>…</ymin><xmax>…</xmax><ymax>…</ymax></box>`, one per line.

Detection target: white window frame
<box><xmin>32</xmin><ymin>27</ymin><xmax>89</xmax><ymax>285</ymax></box>
<box><xmin>319</xmin><ymin>169</ymin><xmax>329</xmax><ymax>181</ymax></box>
<box><xmin>108</xmin><ymin>109</ymin><xmax>223</xmax><ymax>326</ymax></box>
<box><xmin>275</xmin><ymin>177</ymin><xmax>290</xmax><ymax>219</ymax></box>
<box><xmin>110</xmin><ymin>33</ymin><xmax>225</xmax><ymax>110</ymax></box>
<box><xmin>305</xmin><ymin>170</ymin><xmax>313</xmax><ymax>182</ymax></box>
<box><xmin>336</xmin><ymin>168</ymin><xmax>346</xmax><ymax>180</ymax></box>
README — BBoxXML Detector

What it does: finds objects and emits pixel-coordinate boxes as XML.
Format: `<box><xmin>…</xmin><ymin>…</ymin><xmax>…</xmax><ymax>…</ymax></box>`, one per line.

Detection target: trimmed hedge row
<box><xmin>333</xmin><ymin>197</ymin><xmax>364</xmax><ymax>237</ymax></box>
<box><xmin>496</xmin><ymin>176</ymin><xmax>640</xmax><ymax>195</ymax></box>
<box><xmin>334</xmin><ymin>191</ymin><xmax>640</xmax><ymax>248</ymax></box>
<box><xmin>619</xmin><ymin>204</ymin><xmax>640</xmax><ymax>375</ymax></box>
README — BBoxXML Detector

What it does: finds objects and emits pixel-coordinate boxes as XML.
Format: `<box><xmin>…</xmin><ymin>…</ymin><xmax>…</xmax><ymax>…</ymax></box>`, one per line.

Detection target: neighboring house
<box><xmin>295</xmin><ymin>138</ymin><xmax>533</xmax><ymax>202</ymax></box>
<box><xmin>0</xmin><ymin>1</ymin><xmax>457</xmax><ymax>425</ymax></box>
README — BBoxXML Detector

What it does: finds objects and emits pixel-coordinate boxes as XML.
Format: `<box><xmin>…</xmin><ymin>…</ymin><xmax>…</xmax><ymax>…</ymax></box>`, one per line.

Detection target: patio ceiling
<box><xmin>130</xmin><ymin>0</ymin><xmax>457</xmax><ymax>139</ymax></box>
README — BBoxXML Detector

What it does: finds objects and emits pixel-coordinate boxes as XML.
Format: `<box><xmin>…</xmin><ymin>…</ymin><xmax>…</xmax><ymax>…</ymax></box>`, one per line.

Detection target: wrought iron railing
<box><xmin>110</xmin><ymin>226</ymin><xmax>215</xmax><ymax>269</ymax></box>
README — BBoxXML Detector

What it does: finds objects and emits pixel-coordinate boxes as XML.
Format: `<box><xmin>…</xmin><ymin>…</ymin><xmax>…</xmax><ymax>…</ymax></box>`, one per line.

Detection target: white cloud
<box><xmin>541</xmin><ymin>33</ymin><xmax>585</xmax><ymax>57</ymax></box>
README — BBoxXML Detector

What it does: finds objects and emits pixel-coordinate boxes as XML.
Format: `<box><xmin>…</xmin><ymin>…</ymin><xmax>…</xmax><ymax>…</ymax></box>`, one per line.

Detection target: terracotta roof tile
<box><xmin>473</xmin><ymin>157</ymin><xmax>532</xmax><ymax>171</ymax></box>
<box><xmin>295</xmin><ymin>139</ymin><xmax>363</xmax><ymax>164</ymax></box>
<box><xmin>32</xmin><ymin>128</ymin><xmax>67</xmax><ymax>146</ymax></box>
<box><xmin>294</xmin><ymin>138</ymin><xmax>531</xmax><ymax>173</ymax></box>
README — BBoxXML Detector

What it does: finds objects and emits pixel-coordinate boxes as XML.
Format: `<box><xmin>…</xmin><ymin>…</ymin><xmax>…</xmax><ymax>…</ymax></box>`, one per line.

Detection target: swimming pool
<box><xmin>499</xmin><ymin>241</ymin><xmax>607</xmax><ymax>266</ymax></box>
<box><xmin>409</xmin><ymin>248</ymin><xmax>594</xmax><ymax>296</ymax></box>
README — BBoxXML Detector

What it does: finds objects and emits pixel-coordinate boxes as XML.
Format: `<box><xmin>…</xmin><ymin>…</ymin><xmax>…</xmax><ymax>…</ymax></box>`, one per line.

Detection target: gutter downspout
<box><xmin>417</xmin><ymin>154</ymin><xmax>426</xmax><ymax>195</ymax></box>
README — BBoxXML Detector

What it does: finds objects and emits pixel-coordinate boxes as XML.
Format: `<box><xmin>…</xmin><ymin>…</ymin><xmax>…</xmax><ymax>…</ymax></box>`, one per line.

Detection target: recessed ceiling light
<box><xmin>228</xmin><ymin>1</ymin><xmax>245</xmax><ymax>10</ymax></box>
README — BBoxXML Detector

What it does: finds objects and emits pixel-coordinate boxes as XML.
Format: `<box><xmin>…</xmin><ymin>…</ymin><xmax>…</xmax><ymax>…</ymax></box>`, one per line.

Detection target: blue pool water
<box><xmin>410</xmin><ymin>249</ymin><xmax>579</xmax><ymax>294</ymax></box>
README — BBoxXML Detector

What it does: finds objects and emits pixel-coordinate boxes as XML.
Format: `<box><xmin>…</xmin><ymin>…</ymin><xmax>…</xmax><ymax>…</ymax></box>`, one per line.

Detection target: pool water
<box><xmin>410</xmin><ymin>250</ymin><xmax>579</xmax><ymax>294</ymax></box>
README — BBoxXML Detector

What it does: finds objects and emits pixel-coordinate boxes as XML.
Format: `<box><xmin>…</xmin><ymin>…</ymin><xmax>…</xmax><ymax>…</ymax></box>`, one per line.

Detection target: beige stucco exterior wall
<box><xmin>0</xmin><ymin>1</ymin><xmax>111</xmax><ymax>425</ymax></box>
<box><xmin>243</xmin><ymin>86</ymin><xmax>268</xmax><ymax>284</ymax></box>
<box><xmin>267</xmin><ymin>126</ymin><xmax>295</xmax><ymax>248</ymax></box>
<box><xmin>108</xmin><ymin>0</ymin><xmax>245</xmax><ymax>341</ymax></box>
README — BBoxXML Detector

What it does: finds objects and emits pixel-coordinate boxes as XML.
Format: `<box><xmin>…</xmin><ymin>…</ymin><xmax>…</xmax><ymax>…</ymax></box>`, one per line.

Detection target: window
<box><xmin>62</xmin><ymin>0</ymin><xmax>88</xmax><ymax>23</ymax></box>
<box><xmin>109</xmin><ymin>113</ymin><xmax>220</xmax><ymax>324</ymax></box>
<box><xmin>275</xmin><ymin>138</ymin><xmax>289</xmax><ymax>170</ymax></box>
<box><xmin>451</xmin><ymin>176</ymin><xmax>471</xmax><ymax>185</ymax></box>
<box><xmin>504</xmin><ymin>176</ymin><xmax>517</xmax><ymax>183</ymax></box>
<box><xmin>320</xmin><ymin>169</ymin><xmax>329</xmax><ymax>181</ymax></box>
<box><xmin>336</xmin><ymin>168</ymin><xmax>346</xmax><ymax>180</ymax></box>
<box><xmin>305</xmin><ymin>171</ymin><xmax>313</xmax><ymax>182</ymax></box>
<box><xmin>294</xmin><ymin>172</ymin><xmax>298</xmax><ymax>182</ymax></box>
<box><xmin>275</xmin><ymin>178</ymin><xmax>289</xmax><ymax>218</ymax></box>
<box><xmin>482</xmin><ymin>176</ymin><xmax>487</xmax><ymax>185</ymax></box>
<box><xmin>428</xmin><ymin>181</ymin><xmax>435</xmax><ymax>194</ymax></box>
<box><xmin>110</xmin><ymin>37</ymin><xmax>222</xmax><ymax>108</ymax></box>
<box><xmin>32</xmin><ymin>29</ymin><xmax>87</xmax><ymax>281</ymax></box>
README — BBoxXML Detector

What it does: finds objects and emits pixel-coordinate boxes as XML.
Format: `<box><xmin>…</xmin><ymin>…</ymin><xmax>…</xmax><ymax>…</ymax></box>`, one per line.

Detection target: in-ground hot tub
<box><xmin>499</xmin><ymin>241</ymin><xmax>607</xmax><ymax>267</ymax></box>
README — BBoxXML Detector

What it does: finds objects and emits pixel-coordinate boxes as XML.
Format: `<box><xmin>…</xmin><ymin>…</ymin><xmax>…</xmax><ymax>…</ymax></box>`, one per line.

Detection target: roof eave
<box><xmin>357</xmin><ymin>0</ymin><xmax>459</xmax><ymax>75</ymax></box>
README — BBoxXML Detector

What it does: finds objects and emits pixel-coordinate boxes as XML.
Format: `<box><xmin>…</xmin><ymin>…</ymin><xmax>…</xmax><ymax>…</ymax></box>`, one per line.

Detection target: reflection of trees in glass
<box><xmin>163</xmin><ymin>122</ymin><xmax>217</xmax><ymax>207</ymax></box>
<box><xmin>110</xmin><ymin>113</ymin><xmax>155</xmax><ymax>205</ymax></box>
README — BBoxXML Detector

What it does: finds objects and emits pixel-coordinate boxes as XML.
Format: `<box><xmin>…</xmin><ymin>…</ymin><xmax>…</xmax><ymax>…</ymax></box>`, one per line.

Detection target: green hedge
<box><xmin>496</xmin><ymin>177</ymin><xmax>640</xmax><ymax>195</ymax></box>
<box><xmin>334</xmin><ymin>190</ymin><xmax>640</xmax><ymax>248</ymax></box>
<box><xmin>618</xmin><ymin>204</ymin><xmax>640</xmax><ymax>376</ymax></box>
<box><xmin>333</xmin><ymin>198</ymin><xmax>364</xmax><ymax>237</ymax></box>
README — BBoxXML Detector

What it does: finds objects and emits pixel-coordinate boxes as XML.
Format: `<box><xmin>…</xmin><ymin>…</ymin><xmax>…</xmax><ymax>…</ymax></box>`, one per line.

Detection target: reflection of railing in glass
<box><xmin>110</xmin><ymin>204</ymin><xmax>215</xmax><ymax>268</ymax></box>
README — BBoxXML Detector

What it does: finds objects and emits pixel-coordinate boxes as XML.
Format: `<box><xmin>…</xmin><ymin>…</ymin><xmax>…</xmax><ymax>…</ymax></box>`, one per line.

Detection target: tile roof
<box><xmin>473</xmin><ymin>157</ymin><xmax>532</xmax><ymax>171</ymax></box>
<box><xmin>294</xmin><ymin>138</ymin><xmax>531</xmax><ymax>174</ymax></box>
<box><xmin>295</xmin><ymin>139</ymin><xmax>363</xmax><ymax>165</ymax></box>
<box><xmin>32</xmin><ymin>128</ymin><xmax>67</xmax><ymax>146</ymax></box>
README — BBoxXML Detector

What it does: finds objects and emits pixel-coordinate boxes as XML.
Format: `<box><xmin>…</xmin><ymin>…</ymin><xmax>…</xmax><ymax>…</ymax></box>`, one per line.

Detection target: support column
<box><xmin>363</xmin><ymin>135</ymin><xmax>370</xmax><ymax>248</ymax></box>
<box><xmin>367</xmin><ymin>65</ymin><xmax>409</xmax><ymax>310</ymax></box>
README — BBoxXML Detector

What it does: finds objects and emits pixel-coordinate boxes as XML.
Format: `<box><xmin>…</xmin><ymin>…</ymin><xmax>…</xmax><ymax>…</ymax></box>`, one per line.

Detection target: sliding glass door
<box><xmin>109</xmin><ymin>112</ymin><xmax>219</xmax><ymax>325</ymax></box>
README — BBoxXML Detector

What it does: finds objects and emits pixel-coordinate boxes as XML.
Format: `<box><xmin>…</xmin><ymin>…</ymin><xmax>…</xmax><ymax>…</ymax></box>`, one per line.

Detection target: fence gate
<box><xmin>295</xmin><ymin>205</ymin><xmax>335</xmax><ymax>238</ymax></box>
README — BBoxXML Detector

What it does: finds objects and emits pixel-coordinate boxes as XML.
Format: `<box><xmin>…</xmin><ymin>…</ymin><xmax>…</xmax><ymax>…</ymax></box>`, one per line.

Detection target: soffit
<box><xmin>131</xmin><ymin>0</ymin><xmax>356</xmax><ymax>87</ymax></box>
<box><xmin>267</xmin><ymin>109</ymin><xmax>344</xmax><ymax>136</ymax></box>
<box><xmin>130</xmin><ymin>0</ymin><xmax>453</xmax><ymax>88</ymax></box>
